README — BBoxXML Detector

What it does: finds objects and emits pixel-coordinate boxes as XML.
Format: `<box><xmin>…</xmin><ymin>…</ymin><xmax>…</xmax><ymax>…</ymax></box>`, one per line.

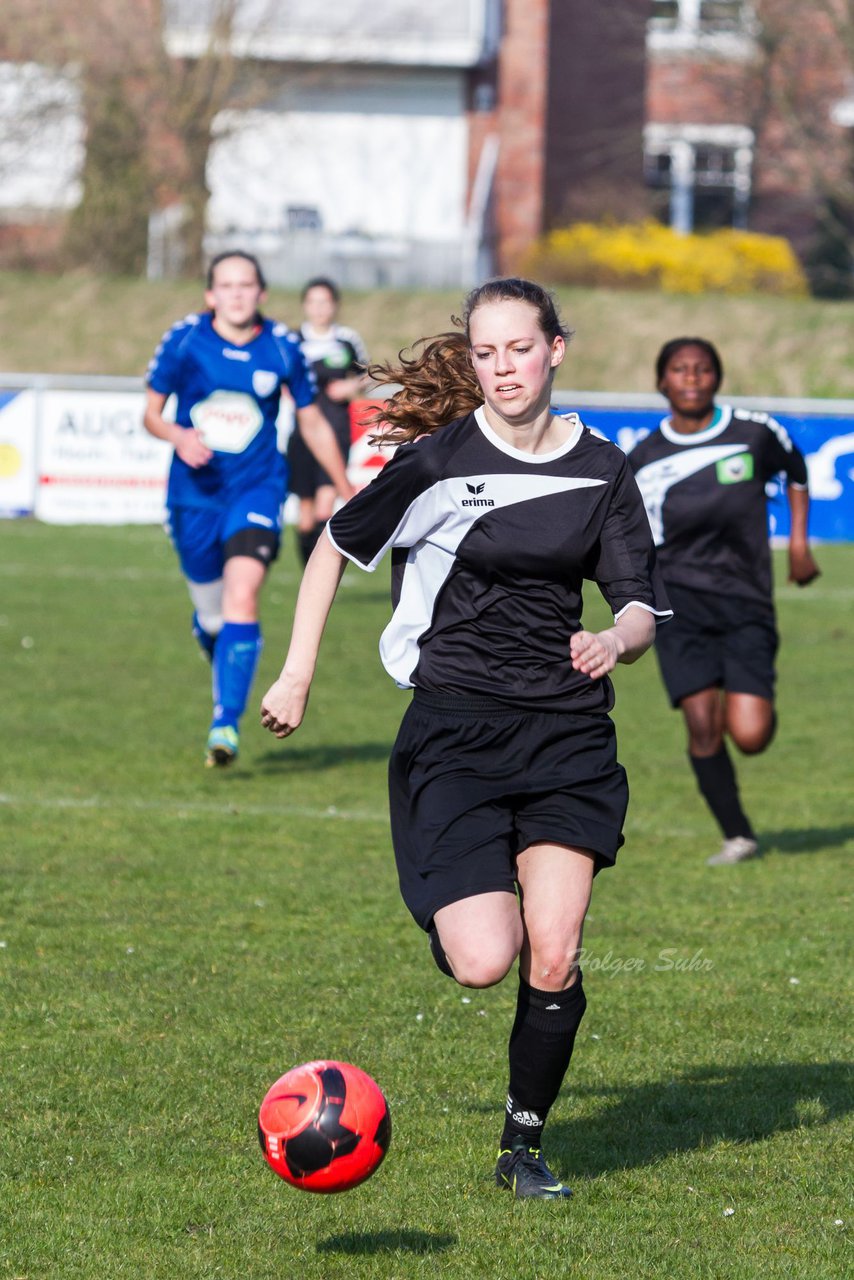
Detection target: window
<box><xmin>655</xmin><ymin>0</ymin><xmax>747</xmax><ymax>32</ymax></box>
<box><xmin>644</xmin><ymin>126</ymin><xmax>754</xmax><ymax>232</ymax></box>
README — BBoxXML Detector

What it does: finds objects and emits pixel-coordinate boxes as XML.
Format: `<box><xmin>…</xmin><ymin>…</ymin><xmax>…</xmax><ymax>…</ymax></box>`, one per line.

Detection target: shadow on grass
<box><xmin>252</xmin><ymin>741</ymin><xmax>392</xmax><ymax>773</ymax></box>
<box><xmin>317</xmin><ymin>1229</ymin><xmax>457</xmax><ymax>1256</ymax></box>
<box><xmin>549</xmin><ymin>1060</ymin><xmax>851</xmax><ymax>1177</ymax></box>
<box><xmin>763</xmin><ymin>825</ymin><xmax>854</xmax><ymax>855</ymax></box>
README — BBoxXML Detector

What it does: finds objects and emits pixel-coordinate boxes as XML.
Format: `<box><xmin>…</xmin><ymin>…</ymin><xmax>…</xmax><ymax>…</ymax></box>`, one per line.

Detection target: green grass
<box><xmin>1</xmin><ymin>525</ymin><xmax>851</xmax><ymax>1279</ymax></box>
<box><xmin>1</xmin><ymin>268</ymin><xmax>854</xmax><ymax>397</ymax></box>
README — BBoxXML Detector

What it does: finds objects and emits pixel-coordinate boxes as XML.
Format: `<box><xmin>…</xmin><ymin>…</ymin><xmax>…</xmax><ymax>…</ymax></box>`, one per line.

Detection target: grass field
<box><xmin>1</xmin><ymin>524</ymin><xmax>851</xmax><ymax>1280</ymax></box>
<box><xmin>2</xmin><ymin>269</ymin><xmax>854</xmax><ymax>398</ymax></box>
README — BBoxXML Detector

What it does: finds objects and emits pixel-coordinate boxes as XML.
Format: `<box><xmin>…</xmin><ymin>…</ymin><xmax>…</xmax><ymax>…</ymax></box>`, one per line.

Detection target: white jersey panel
<box><xmin>633</xmin><ymin>444</ymin><xmax>749</xmax><ymax>545</ymax></box>
<box><xmin>378</xmin><ymin>472</ymin><xmax>608</xmax><ymax>687</ymax></box>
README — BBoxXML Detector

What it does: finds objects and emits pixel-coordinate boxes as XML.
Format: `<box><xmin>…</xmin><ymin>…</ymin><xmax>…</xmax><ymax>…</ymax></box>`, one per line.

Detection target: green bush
<box><xmin>523</xmin><ymin>220</ymin><xmax>808</xmax><ymax>296</ymax></box>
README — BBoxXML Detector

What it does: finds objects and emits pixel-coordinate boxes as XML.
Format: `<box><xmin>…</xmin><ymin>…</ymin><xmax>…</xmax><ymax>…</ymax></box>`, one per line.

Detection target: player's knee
<box><xmin>732</xmin><ymin>727</ymin><xmax>772</xmax><ymax>755</ymax></box>
<box><xmin>731</xmin><ymin>710</ymin><xmax>776</xmax><ymax>755</ymax></box>
<box><xmin>687</xmin><ymin>722</ymin><xmax>722</xmax><ymax>755</ymax></box>
<box><xmin>527</xmin><ymin>943</ymin><xmax>583</xmax><ymax>991</ymax></box>
<box><xmin>444</xmin><ymin>938</ymin><xmax>518</xmax><ymax>989</ymax></box>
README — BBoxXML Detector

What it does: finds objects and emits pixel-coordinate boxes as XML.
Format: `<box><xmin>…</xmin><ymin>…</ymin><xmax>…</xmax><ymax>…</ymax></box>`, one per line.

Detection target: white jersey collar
<box><xmin>474</xmin><ymin>405</ymin><xmax>584</xmax><ymax>463</ymax></box>
<box><xmin>660</xmin><ymin>404</ymin><xmax>733</xmax><ymax>445</ymax></box>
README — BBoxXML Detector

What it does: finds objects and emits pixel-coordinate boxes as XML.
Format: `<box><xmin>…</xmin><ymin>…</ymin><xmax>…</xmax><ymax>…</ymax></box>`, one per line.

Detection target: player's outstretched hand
<box><xmin>260</xmin><ymin>675</ymin><xmax>310</xmax><ymax>738</ymax></box>
<box><xmin>570</xmin><ymin>629</ymin><xmax>620</xmax><ymax>680</ymax></box>
<box><xmin>788</xmin><ymin>545</ymin><xmax>821</xmax><ymax>587</ymax></box>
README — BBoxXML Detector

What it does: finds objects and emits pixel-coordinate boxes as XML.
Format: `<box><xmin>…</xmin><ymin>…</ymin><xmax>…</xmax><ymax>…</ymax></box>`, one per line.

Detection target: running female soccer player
<box><xmin>260</xmin><ymin>277</ymin><xmax>671</xmax><ymax>1199</ymax></box>
<box><xmin>629</xmin><ymin>337</ymin><xmax>820</xmax><ymax>864</ymax></box>
<box><xmin>287</xmin><ymin>277</ymin><xmax>369</xmax><ymax>565</ymax></box>
<box><xmin>143</xmin><ymin>250</ymin><xmax>353</xmax><ymax>768</ymax></box>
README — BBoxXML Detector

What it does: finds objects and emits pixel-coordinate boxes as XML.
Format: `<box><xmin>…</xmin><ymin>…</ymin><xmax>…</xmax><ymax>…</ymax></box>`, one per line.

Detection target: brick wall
<box><xmin>493</xmin><ymin>0</ymin><xmax>550</xmax><ymax>273</ymax></box>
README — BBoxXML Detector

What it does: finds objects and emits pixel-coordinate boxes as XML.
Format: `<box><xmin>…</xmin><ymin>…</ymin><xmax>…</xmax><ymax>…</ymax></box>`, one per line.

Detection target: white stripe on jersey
<box><xmin>633</xmin><ymin>445</ymin><xmax>749</xmax><ymax>545</ymax></box>
<box><xmin>377</xmin><ymin>473</ymin><xmax>606</xmax><ymax>687</ymax></box>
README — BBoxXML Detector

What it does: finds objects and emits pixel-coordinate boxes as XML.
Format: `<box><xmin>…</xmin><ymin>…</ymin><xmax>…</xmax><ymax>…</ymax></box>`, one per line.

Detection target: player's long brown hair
<box><xmin>366</xmin><ymin>278</ymin><xmax>571</xmax><ymax>447</ymax></box>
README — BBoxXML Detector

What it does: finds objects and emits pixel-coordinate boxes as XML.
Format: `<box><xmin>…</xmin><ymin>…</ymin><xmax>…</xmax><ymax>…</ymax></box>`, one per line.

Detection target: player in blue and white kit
<box><xmin>629</xmin><ymin>337</ymin><xmax>820</xmax><ymax>864</ymax></box>
<box><xmin>143</xmin><ymin>251</ymin><xmax>354</xmax><ymax>767</ymax></box>
<box><xmin>261</xmin><ymin>279</ymin><xmax>671</xmax><ymax>1200</ymax></box>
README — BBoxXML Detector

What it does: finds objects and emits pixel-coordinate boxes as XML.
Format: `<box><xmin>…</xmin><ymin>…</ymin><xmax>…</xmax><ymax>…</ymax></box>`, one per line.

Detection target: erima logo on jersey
<box><xmin>462</xmin><ymin>480</ymin><xmax>494</xmax><ymax>507</ymax></box>
<box><xmin>222</xmin><ymin>347</ymin><xmax>251</xmax><ymax>361</ymax></box>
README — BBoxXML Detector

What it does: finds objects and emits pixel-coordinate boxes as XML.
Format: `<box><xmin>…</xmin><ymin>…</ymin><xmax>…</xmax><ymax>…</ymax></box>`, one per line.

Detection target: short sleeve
<box><xmin>146</xmin><ymin>318</ymin><xmax>194</xmax><ymax>395</ymax></box>
<box><xmin>272</xmin><ymin>325</ymin><xmax>317</xmax><ymax>409</ymax></box>
<box><xmin>763</xmin><ymin>416</ymin><xmax>808</xmax><ymax>487</ymax></box>
<box><xmin>589</xmin><ymin>453</ymin><xmax>673</xmax><ymax>622</ymax></box>
<box><xmin>327</xmin><ymin>443</ymin><xmax>436</xmax><ymax>572</ymax></box>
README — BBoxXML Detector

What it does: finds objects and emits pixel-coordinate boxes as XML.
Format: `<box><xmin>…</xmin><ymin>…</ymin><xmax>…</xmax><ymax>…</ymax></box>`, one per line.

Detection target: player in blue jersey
<box><xmin>629</xmin><ymin>337</ymin><xmax>820</xmax><ymax>864</ymax></box>
<box><xmin>288</xmin><ymin>277</ymin><xmax>369</xmax><ymax>565</ymax></box>
<box><xmin>143</xmin><ymin>250</ymin><xmax>354</xmax><ymax>767</ymax></box>
<box><xmin>260</xmin><ymin>278</ymin><xmax>671</xmax><ymax>1199</ymax></box>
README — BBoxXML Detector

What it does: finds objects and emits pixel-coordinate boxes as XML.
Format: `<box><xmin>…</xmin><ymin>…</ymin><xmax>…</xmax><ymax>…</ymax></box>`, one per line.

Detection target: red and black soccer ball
<box><xmin>258</xmin><ymin>1060</ymin><xmax>391</xmax><ymax>1193</ymax></box>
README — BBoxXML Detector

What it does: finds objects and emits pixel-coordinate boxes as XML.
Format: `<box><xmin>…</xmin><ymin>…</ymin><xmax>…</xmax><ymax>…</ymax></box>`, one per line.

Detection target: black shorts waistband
<box><xmin>412</xmin><ymin>688</ymin><xmax>522</xmax><ymax>717</ymax></box>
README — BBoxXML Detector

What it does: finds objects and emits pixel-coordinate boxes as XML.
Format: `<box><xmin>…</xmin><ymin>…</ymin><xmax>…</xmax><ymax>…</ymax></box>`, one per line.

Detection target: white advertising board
<box><xmin>34</xmin><ymin>390</ymin><xmax>171</xmax><ymax>525</ymax></box>
<box><xmin>0</xmin><ymin>389</ymin><xmax>38</xmax><ymax>516</ymax></box>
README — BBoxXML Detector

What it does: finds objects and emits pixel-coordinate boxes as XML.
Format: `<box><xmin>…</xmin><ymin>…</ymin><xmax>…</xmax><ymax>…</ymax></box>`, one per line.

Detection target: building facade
<box><xmin>1</xmin><ymin>0</ymin><xmax>851</xmax><ymax>286</ymax></box>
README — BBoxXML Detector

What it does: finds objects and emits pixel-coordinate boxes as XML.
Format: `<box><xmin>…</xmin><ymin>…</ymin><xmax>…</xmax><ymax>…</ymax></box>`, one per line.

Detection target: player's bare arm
<box><xmin>142</xmin><ymin>387</ymin><xmax>212</xmax><ymax>468</ymax></box>
<box><xmin>787</xmin><ymin>485</ymin><xmax>821</xmax><ymax>586</ymax></box>
<box><xmin>260</xmin><ymin>536</ymin><xmax>348</xmax><ymax>736</ymax></box>
<box><xmin>570</xmin><ymin>605</ymin><xmax>657</xmax><ymax>680</ymax></box>
<box><xmin>296</xmin><ymin>403</ymin><xmax>356</xmax><ymax>502</ymax></box>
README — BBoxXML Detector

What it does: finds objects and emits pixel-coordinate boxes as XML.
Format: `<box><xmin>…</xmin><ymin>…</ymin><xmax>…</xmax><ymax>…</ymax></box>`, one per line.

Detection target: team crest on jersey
<box><xmin>252</xmin><ymin>369</ymin><xmax>279</xmax><ymax>398</ymax></box>
<box><xmin>716</xmin><ymin>454</ymin><xmax>754</xmax><ymax>484</ymax></box>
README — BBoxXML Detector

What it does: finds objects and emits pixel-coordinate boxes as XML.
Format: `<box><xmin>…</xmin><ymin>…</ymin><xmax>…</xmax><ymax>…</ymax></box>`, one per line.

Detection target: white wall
<box><xmin>206</xmin><ymin>70</ymin><xmax>468</xmax><ymax>243</ymax></box>
<box><xmin>0</xmin><ymin>63</ymin><xmax>84</xmax><ymax>213</ymax></box>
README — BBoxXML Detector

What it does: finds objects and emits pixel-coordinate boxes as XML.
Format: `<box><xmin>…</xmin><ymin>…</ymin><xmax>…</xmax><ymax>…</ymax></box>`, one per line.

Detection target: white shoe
<box><xmin>707</xmin><ymin>836</ymin><xmax>761</xmax><ymax>866</ymax></box>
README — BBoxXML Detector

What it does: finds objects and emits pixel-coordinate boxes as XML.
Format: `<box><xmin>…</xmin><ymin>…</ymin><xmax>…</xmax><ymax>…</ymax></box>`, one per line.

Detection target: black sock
<box><xmin>689</xmin><ymin>746</ymin><xmax>755</xmax><ymax>839</ymax></box>
<box><xmin>501</xmin><ymin>973</ymin><xmax>586</xmax><ymax>1149</ymax></box>
<box><xmin>298</xmin><ymin>522</ymin><xmax>329</xmax><ymax>567</ymax></box>
<box><xmin>428</xmin><ymin>925</ymin><xmax>455</xmax><ymax>979</ymax></box>
<box><xmin>297</xmin><ymin>528</ymin><xmax>319</xmax><ymax>566</ymax></box>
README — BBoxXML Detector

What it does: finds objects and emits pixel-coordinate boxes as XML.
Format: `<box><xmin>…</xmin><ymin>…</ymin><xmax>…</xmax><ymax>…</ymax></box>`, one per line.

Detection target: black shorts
<box><xmin>388</xmin><ymin>690</ymin><xmax>628</xmax><ymax>931</ymax></box>
<box><xmin>287</xmin><ymin>416</ymin><xmax>350</xmax><ymax>499</ymax></box>
<box><xmin>655</xmin><ymin>583</ymin><xmax>779</xmax><ymax>707</ymax></box>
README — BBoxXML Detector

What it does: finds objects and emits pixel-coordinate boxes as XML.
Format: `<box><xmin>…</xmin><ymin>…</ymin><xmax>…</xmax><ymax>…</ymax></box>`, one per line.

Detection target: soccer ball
<box><xmin>258</xmin><ymin>1060</ymin><xmax>391</xmax><ymax>1193</ymax></box>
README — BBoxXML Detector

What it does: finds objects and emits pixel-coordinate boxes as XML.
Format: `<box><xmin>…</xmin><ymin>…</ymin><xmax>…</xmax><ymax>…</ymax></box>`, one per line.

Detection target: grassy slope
<box><xmin>1</xmin><ymin>269</ymin><xmax>853</xmax><ymax>398</ymax></box>
<box><xmin>0</xmin><ymin>525</ymin><xmax>851</xmax><ymax>1279</ymax></box>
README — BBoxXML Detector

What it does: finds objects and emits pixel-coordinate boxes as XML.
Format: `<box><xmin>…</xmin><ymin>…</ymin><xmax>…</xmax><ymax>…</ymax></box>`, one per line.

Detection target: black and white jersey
<box><xmin>327</xmin><ymin>407</ymin><xmax>671</xmax><ymax>713</ymax></box>
<box><xmin>628</xmin><ymin>405</ymin><xmax>808</xmax><ymax>604</ymax></box>
<box><xmin>298</xmin><ymin>322</ymin><xmax>368</xmax><ymax>438</ymax></box>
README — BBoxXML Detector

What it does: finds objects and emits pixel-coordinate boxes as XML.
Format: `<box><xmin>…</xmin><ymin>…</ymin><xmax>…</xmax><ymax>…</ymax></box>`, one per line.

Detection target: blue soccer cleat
<box><xmin>495</xmin><ymin>1136</ymin><xmax>573</xmax><ymax>1200</ymax></box>
<box><xmin>205</xmin><ymin>725</ymin><xmax>239</xmax><ymax>768</ymax></box>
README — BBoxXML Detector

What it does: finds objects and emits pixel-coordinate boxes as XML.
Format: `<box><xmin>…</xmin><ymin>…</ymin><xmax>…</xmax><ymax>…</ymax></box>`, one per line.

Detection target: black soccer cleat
<box><xmin>495</xmin><ymin>1136</ymin><xmax>573</xmax><ymax>1200</ymax></box>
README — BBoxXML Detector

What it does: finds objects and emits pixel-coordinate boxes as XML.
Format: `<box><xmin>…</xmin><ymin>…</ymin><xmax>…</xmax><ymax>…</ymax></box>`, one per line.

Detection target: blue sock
<box><xmin>192</xmin><ymin>611</ymin><xmax>218</xmax><ymax>662</ymax></box>
<box><xmin>211</xmin><ymin>622</ymin><xmax>263</xmax><ymax>730</ymax></box>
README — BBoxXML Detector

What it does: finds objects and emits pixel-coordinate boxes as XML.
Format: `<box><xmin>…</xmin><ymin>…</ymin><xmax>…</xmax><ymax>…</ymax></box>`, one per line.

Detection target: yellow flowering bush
<box><xmin>522</xmin><ymin>221</ymin><xmax>807</xmax><ymax>296</ymax></box>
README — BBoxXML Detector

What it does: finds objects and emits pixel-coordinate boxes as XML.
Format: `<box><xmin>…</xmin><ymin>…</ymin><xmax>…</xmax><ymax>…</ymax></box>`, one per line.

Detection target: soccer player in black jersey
<box><xmin>629</xmin><ymin>337</ymin><xmax>820</xmax><ymax>865</ymax></box>
<box><xmin>261</xmin><ymin>278</ymin><xmax>671</xmax><ymax>1199</ymax></box>
<box><xmin>287</xmin><ymin>278</ymin><xmax>369</xmax><ymax>565</ymax></box>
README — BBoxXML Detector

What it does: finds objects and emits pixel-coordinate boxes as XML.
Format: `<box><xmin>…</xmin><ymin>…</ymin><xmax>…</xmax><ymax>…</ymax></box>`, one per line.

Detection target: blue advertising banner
<box><xmin>555</xmin><ymin>402</ymin><xmax>854</xmax><ymax>542</ymax></box>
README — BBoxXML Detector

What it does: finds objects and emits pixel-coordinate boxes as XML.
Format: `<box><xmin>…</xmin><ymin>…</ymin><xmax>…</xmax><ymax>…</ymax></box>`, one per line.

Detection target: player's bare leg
<box><xmin>431</xmin><ymin>891</ymin><xmax>522</xmax><ymax>989</ymax></box>
<box><xmin>478</xmin><ymin>845</ymin><xmax>590</xmax><ymax>1200</ymax></box>
<box><xmin>680</xmin><ymin>688</ymin><xmax>762</xmax><ymax>864</ymax></box>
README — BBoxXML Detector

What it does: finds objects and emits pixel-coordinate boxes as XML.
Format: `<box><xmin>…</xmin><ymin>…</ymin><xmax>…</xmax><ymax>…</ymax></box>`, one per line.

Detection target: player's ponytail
<box><xmin>365</xmin><ymin>332</ymin><xmax>483</xmax><ymax>446</ymax></box>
